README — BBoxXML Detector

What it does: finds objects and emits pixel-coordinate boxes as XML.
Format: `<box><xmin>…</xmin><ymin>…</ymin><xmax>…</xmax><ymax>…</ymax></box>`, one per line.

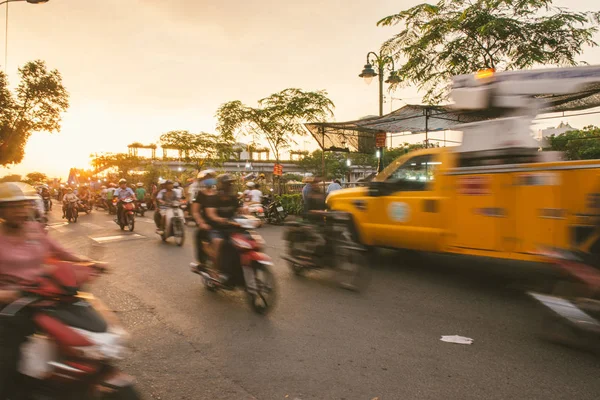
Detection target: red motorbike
<box><xmin>115</xmin><ymin>198</ymin><xmax>135</xmax><ymax>232</ymax></box>
<box><xmin>195</xmin><ymin>216</ymin><xmax>276</xmax><ymax>314</ymax></box>
<box><xmin>0</xmin><ymin>259</ymin><xmax>140</xmax><ymax>399</ymax></box>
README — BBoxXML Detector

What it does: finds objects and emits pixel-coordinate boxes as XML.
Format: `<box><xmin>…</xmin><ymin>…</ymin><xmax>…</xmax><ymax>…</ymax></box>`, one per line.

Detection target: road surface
<box><xmin>46</xmin><ymin>206</ymin><xmax>600</xmax><ymax>400</ymax></box>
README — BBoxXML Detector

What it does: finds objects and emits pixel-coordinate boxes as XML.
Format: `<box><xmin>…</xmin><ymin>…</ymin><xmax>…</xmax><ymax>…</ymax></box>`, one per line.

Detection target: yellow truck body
<box><xmin>326</xmin><ymin>148</ymin><xmax>600</xmax><ymax>262</ymax></box>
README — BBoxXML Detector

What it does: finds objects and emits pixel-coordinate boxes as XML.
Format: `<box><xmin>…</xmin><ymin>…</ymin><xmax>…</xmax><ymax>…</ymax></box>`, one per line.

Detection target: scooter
<box><xmin>282</xmin><ymin>210</ymin><xmax>370</xmax><ymax>292</ymax></box>
<box><xmin>195</xmin><ymin>216</ymin><xmax>276</xmax><ymax>314</ymax></box>
<box><xmin>42</xmin><ymin>193</ymin><xmax>52</xmax><ymax>212</ymax></box>
<box><xmin>108</xmin><ymin>198</ymin><xmax>118</xmax><ymax>215</ymax></box>
<box><xmin>159</xmin><ymin>200</ymin><xmax>185</xmax><ymax>246</ymax></box>
<box><xmin>262</xmin><ymin>191</ymin><xmax>287</xmax><ymax>225</ymax></box>
<box><xmin>78</xmin><ymin>199</ymin><xmax>93</xmax><ymax>215</ymax></box>
<box><xmin>65</xmin><ymin>199</ymin><xmax>79</xmax><ymax>223</ymax></box>
<box><xmin>0</xmin><ymin>259</ymin><xmax>140</xmax><ymax>399</ymax></box>
<box><xmin>115</xmin><ymin>198</ymin><xmax>135</xmax><ymax>232</ymax></box>
<box><xmin>135</xmin><ymin>200</ymin><xmax>147</xmax><ymax>217</ymax></box>
<box><xmin>95</xmin><ymin>195</ymin><xmax>107</xmax><ymax>211</ymax></box>
<box><xmin>246</xmin><ymin>203</ymin><xmax>266</xmax><ymax>222</ymax></box>
<box><xmin>528</xmin><ymin>247</ymin><xmax>600</xmax><ymax>354</ymax></box>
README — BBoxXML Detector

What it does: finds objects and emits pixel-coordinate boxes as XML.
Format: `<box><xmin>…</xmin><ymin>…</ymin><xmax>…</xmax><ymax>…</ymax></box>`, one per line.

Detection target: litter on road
<box><xmin>440</xmin><ymin>335</ymin><xmax>474</xmax><ymax>345</ymax></box>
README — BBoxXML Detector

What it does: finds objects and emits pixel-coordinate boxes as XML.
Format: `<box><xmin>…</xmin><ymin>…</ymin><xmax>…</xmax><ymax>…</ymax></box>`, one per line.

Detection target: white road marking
<box><xmin>47</xmin><ymin>222</ymin><xmax>69</xmax><ymax>228</ymax></box>
<box><xmin>90</xmin><ymin>234</ymin><xmax>144</xmax><ymax>243</ymax></box>
<box><xmin>80</xmin><ymin>222</ymin><xmax>104</xmax><ymax>230</ymax></box>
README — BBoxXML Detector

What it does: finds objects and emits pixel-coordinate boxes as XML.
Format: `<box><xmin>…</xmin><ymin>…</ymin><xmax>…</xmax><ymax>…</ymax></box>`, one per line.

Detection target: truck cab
<box><xmin>327</xmin><ymin>147</ymin><xmax>451</xmax><ymax>252</ymax></box>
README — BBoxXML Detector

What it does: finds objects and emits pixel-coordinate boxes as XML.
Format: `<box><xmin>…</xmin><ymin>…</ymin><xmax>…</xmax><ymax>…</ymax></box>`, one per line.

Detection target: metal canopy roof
<box><xmin>305</xmin><ymin>85</ymin><xmax>600</xmax><ymax>153</ymax></box>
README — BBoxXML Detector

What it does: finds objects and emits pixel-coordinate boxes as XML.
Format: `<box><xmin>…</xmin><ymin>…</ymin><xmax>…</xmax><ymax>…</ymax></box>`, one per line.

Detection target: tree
<box><xmin>24</xmin><ymin>172</ymin><xmax>48</xmax><ymax>185</ymax></box>
<box><xmin>216</xmin><ymin>88</ymin><xmax>335</xmax><ymax>163</ymax></box>
<box><xmin>377</xmin><ymin>0</ymin><xmax>600</xmax><ymax>103</ymax></box>
<box><xmin>159</xmin><ymin>130</ymin><xmax>235</xmax><ymax>167</ymax></box>
<box><xmin>546</xmin><ymin>125</ymin><xmax>600</xmax><ymax>160</ymax></box>
<box><xmin>0</xmin><ymin>174</ymin><xmax>21</xmax><ymax>183</ymax></box>
<box><xmin>0</xmin><ymin>60</ymin><xmax>69</xmax><ymax>166</ymax></box>
<box><xmin>91</xmin><ymin>153</ymin><xmax>142</xmax><ymax>180</ymax></box>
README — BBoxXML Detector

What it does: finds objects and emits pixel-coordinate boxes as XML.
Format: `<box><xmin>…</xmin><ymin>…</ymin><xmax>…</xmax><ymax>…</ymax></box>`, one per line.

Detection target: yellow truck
<box><xmin>327</xmin><ymin>66</ymin><xmax>600</xmax><ymax>262</ymax></box>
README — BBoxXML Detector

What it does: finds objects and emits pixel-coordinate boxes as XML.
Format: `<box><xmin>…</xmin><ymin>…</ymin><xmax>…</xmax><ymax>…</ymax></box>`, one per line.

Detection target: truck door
<box><xmin>369</xmin><ymin>154</ymin><xmax>443</xmax><ymax>251</ymax></box>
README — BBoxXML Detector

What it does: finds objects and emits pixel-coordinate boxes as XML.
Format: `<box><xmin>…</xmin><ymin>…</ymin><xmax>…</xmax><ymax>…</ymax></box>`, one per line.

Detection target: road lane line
<box><xmin>90</xmin><ymin>234</ymin><xmax>144</xmax><ymax>243</ymax></box>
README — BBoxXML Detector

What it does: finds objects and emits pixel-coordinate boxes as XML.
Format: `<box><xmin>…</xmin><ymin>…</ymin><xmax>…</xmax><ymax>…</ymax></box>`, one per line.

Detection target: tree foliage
<box><xmin>0</xmin><ymin>60</ymin><xmax>69</xmax><ymax>166</ymax></box>
<box><xmin>0</xmin><ymin>174</ymin><xmax>21</xmax><ymax>183</ymax></box>
<box><xmin>297</xmin><ymin>143</ymin><xmax>430</xmax><ymax>179</ymax></box>
<box><xmin>24</xmin><ymin>172</ymin><xmax>48</xmax><ymax>185</ymax></box>
<box><xmin>216</xmin><ymin>88</ymin><xmax>335</xmax><ymax>162</ymax></box>
<box><xmin>159</xmin><ymin>130</ymin><xmax>234</xmax><ymax>167</ymax></box>
<box><xmin>377</xmin><ymin>0</ymin><xmax>600</xmax><ymax>103</ymax></box>
<box><xmin>546</xmin><ymin>125</ymin><xmax>600</xmax><ymax>160</ymax></box>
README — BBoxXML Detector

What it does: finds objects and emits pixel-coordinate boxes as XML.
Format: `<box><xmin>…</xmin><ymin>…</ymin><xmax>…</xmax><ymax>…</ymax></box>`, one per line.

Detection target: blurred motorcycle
<box><xmin>65</xmin><ymin>199</ymin><xmax>79</xmax><ymax>223</ymax></box>
<box><xmin>135</xmin><ymin>200</ymin><xmax>147</xmax><ymax>217</ymax></box>
<box><xmin>528</xmin><ymin>247</ymin><xmax>600</xmax><ymax>354</ymax></box>
<box><xmin>195</xmin><ymin>216</ymin><xmax>276</xmax><ymax>314</ymax></box>
<box><xmin>282</xmin><ymin>211</ymin><xmax>370</xmax><ymax>292</ymax></box>
<box><xmin>262</xmin><ymin>190</ymin><xmax>287</xmax><ymax>225</ymax></box>
<box><xmin>0</xmin><ymin>259</ymin><xmax>140</xmax><ymax>399</ymax></box>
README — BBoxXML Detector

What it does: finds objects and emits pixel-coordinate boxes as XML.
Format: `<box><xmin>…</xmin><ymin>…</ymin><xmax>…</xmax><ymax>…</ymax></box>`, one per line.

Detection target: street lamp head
<box><xmin>346</xmin><ymin>159</ymin><xmax>351</xmax><ymax>167</ymax></box>
<box><xmin>359</xmin><ymin>63</ymin><xmax>377</xmax><ymax>85</ymax></box>
<box><xmin>385</xmin><ymin>71</ymin><xmax>402</xmax><ymax>85</ymax></box>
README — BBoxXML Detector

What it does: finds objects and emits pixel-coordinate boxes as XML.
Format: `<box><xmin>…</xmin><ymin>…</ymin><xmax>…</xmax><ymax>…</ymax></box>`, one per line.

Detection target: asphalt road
<box><xmin>46</xmin><ymin>206</ymin><xmax>600</xmax><ymax>400</ymax></box>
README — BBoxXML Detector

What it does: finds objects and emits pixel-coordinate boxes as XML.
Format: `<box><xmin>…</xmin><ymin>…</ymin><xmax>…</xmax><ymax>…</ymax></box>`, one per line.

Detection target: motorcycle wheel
<box><xmin>99</xmin><ymin>385</ymin><xmax>141</xmax><ymax>400</ymax></box>
<box><xmin>335</xmin><ymin>245</ymin><xmax>370</xmax><ymax>292</ymax></box>
<box><xmin>140</xmin><ymin>210</ymin><xmax>145</xmax><ymax>217</ymax></box>
<box><xmin>127</xmin><ymin>214</ymin><xmax>135</xmax><ymax>232</ymax></box>
<box><xmin>248</xmin><ymin>263</ymin><xmax>277</xmax><ymax>315</ymax></box>
<box><xmin>173</xmin><ymin>219</ymin><xmax>185</xmax><ymax>246</ymax></box>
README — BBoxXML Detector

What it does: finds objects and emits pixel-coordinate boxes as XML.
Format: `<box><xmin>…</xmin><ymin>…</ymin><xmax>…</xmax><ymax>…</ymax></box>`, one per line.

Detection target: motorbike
<box><xmin>195</xmin><ymin>216</ymin><xmax>276</xmax><ymax>314</ymax></box>
<box><xmin>0</xmin><ymin>259</ymin><xmax>140</xmax><ymax>399</ymax></box>
<box><xmin>115</xmin><ymin>198</ymin><xmax>135</xmax><ymax>232</ymax></box>
<box><xmin>282</xmin><ymin>210</ymin><xmax>370</xmax><ymax>292</ymax></box>
<box><xmin>42</xmin><ymin>193</ymin><xmax>52</xmax><ymax>213</ymax></box>
<box><xmin>95</xmin><ymin>195</ymin><xmax>107</xmax><ymax>211</ymax></box>
<box><xmin>65</xmin><ymin>199</ymin><xmax>79</xmax><ymax>223</ymax></box>
<box><xmin>108</xmin><ymin>198</ymin><xmax>118</xmax><ymax>215</ymax></box>
<box><xmin>78</xmin><ymin>199</ymin><xmax>93</xmax><ymax>215</ymax></box>
<box><xmin>135</xmin><ymin>200</ymin><xmax>147</xmax><ymax>217</ymax></box>
<box><xmin>179</xmin><ymin>198</ymin><xmax>193</xmax><ymax>223</ymax></box>
<box><xmin>158</xmin><ymin>200</ymin><xmax>185</xmax><ymax>246</ymax></box>
<box><xmin>246</xmin><ymin>202</ymin><xmax>266</xmax><ymax>222</ymax></box>
<box><xmin>262</xmin><ymin>191</ymin><xmax>287</xmax><ymax>225</ymax></box>
<box><xmin>528</xmin><ymin>247</ymin><xmax>600</xmax><ymax>354</ymax></box>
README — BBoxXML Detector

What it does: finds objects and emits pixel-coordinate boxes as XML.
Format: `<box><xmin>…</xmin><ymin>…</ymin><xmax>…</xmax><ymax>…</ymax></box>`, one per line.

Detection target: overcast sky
<box><xmin>2</xmin><ymin>0</ymin><xmax>599</xmax><ymax>178</ymax></box>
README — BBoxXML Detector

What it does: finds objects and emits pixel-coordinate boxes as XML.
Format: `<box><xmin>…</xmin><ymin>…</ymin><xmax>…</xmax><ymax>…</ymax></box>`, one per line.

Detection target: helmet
<box><xmin>67</xmin><ymin>188</ymin><xmax>73</xmax><ymax>192</ymax></box>
<box><xmin>0</xmin><ymin>182</ymin><xmax>39</xmax><ymax>203</ymax></box>
<box><xmin>158</xmin><ymin>179</ymin><xmax>166</xmax><ymax>185</ymax></box>
<box><xmin>174</xmin><ymin>182</ymin><xmax>180</xmax><ymax>187</ymax></box>
<box><xmin>101</xmin><ymin>186</ymin><xmax>107</xmax><ymax>189</ymax></box>
<box><xmin>246</xmin><ymin>182</ymin><xmax>255</xmax><ymax>188</ymax></box>
<box><xmin>165</xmin><ymin>179</ymin><xmax>173</xmax><ymax>185</ymax></box>
<box><xmin>136</xmin><ymin>182</ymin><xmax>143</xmax><ymax>187</ymax></box>
<box><xmin>118</xmin><ymin>179</ymin><xmax>127</xmax><ymax>184</ymax></box>
<box><xmin>217</xmin><ymin>174</ymin><xmax>235</xmax><ymax>186</ymax></box>
<box><xmin>197</xmin><ymin>169</ymin><xmax>216</xmax><ymax>180</ymax></box>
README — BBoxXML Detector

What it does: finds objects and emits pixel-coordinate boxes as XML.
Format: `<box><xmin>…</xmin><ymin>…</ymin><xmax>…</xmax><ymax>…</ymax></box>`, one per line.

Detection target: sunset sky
<box><xmin>2</xmin><ymin>0</ymin><xmax>599</xmax><ymax>179</ymax></box>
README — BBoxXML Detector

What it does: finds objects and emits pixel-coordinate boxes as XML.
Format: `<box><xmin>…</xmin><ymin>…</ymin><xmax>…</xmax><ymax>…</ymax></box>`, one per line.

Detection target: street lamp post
<box><xmin>358</xmin><ymin>50</ymin><xmax>401</xmax><ymax>173</ymax></box>
<box><xmin>2</xmin><ymin>0</ymin><xmax>49</xmax><ymax>72</ymax></box>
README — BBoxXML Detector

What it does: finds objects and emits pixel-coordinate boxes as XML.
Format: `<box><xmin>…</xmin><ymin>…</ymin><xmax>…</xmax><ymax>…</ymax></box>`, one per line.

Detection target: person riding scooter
<box><xmin>0</xmin><ymin>182</ymin><xmax>93</xmax><ymax>400</ymax></box>
<box><xmin>156</xmin><ymin>180</ymin><xmax>181</xmax><ymax>235</ymax></box>
<box><xmin>114</xmin><ymin>179</ymin><xmax>136</xmax><ymax>225</ymax></box>
<box><xmin>61</xmin><ymin>188</ymin><xmax>78</xmax><ymax>219</ymax></box>
<box><xmin>191</xmin><ymin>170</ymin><xmax>217</xmax><ymax>273</ymax></box>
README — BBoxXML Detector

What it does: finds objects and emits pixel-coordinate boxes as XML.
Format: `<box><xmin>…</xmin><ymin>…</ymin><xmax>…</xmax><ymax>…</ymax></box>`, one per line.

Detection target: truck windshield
<box><xmin>382</xmin><ymin>155</ymin><xmax>442</xmax><ymax>190</ymax></box>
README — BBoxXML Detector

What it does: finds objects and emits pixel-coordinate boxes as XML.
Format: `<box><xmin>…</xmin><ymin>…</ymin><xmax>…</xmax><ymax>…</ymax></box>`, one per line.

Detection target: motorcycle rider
<box><xmin>0</xmin><ymin>182</ymin><xmax>91</xmax><ymax>400</ymax></box>
<box><xmin>61</xmin><ymin>188</ymin><xmax>78</xmax><ymax>219</ymax></box>
<box><xmin>156</xmin><ymin>180</ymin><xmax>181</xmax><ymax>235</ymax></box>
<box><xmin>190</xmin><ymin>170</ymin><xmax>217</xmax><ymax>272</ymax></box>
<box><xmin>135</xmin><ymin>182</ymin><xmax>146</xmax><ymax>203</ymax></box>
<box><xmin>79</xmin><ymin>184</ymin><xmax>91</xmax><ymax>210</ymax></box>
<box><xmin>114</xmin><ymin>179</ymin><xmax>136</xmax><ymax>224</ymax></box>
<box><xmin>204</xmin><ymin>174</ymin><xmax>242</xmax><ymax>280</ymax></box>
<box><xmin>153</xmin><ymin>179</ymin><xmax>165</xmax><ymax>229</ymax></box>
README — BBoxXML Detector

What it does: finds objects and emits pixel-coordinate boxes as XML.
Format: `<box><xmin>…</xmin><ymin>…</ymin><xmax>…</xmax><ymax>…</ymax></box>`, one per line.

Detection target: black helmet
<box><xmin>216</xmin><ymin>174</ymin><xmax>235</xmax><ymax>189</ymax></box>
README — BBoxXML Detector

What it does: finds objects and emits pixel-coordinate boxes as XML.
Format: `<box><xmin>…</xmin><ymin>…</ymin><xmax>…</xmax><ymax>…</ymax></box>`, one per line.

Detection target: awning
<box><xmin>305</xmin><ymin>85</ymin><xmax>600</xmax><ymax>153</ymax></box>
<box><xmin>304</xmin><ymin>105</ymin><xmax>493</xmax><ymax>153</ymax></box>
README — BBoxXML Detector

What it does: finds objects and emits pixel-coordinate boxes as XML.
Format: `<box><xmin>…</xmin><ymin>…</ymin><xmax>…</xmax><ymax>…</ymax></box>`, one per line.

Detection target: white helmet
<box><xmin>136</xmin><ymin>182</ymin><xmax>144</xmax><ymax>187</ymax></box>
<box><xmin>246</xmin><ymin>182</ymin><xmax>255</xmax><ymax>188</ymax></box>
<box><xmin>0</xmin><ymin>182</ymin><xmax>39</xmax><ymax>203</ymax></box>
